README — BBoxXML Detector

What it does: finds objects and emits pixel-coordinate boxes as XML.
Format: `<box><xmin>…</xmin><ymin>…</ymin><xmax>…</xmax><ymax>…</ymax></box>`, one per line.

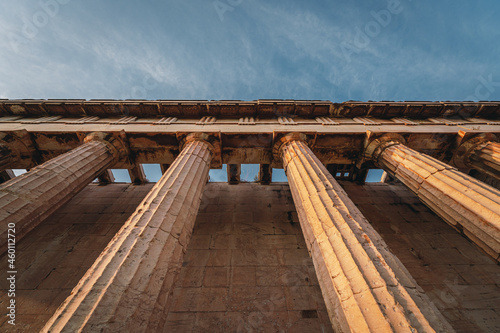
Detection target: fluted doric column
<box><xmin>277</xmin><ymin>134</ymin><xmax>452</xmax><ymax>333</ymax></box>
<box><xmin>453</xmin><ymin>133</ymin><xmax>500</xmax><ymax>182</ymax></box>
<box><xmin>42</xmin><ymin>135</ymin><xmax>213</xmax><ymax>333</ymax></box>
<box><xmin>366</xmin><ymin>134</ymin><xmax>500</xmax><ymax>261</ymax></box>
<box><xmin>0</xmin><ymin>132</ymin><xmax>126</xmax><ymax>253</ymax></box>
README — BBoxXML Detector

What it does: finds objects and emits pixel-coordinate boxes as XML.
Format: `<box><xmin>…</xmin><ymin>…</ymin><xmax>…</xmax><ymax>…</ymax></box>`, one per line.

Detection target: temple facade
<box><xmin>0</xmin><ymin>100</ymin><xmax>499</xmax><ymax>332</ymax></box>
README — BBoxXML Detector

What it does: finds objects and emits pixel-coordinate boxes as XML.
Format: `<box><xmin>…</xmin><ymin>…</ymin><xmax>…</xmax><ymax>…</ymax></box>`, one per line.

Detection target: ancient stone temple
<box><xmin>0</xmin><ymin>99</ymin><xmax>499</xmax><ymax>332</ymax></box>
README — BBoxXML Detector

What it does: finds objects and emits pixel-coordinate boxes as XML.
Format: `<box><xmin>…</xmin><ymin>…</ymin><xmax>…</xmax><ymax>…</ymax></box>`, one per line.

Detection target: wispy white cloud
<box><xmin>0</xmin><ymin>0</ymin><xmax>498</xmax><ymax>102</ymax></box>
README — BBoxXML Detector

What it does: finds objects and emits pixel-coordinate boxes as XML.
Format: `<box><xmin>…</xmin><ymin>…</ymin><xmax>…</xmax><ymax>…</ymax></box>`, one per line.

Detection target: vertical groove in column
<box><xmin>282</xmin><ymin>140</ymin><xmax>453</xmax><ymax>333</ymax></box>
<box><xmin>41</xmin><ymin>139</ymin><xmax>212</xmax><ymax>333</ymax></box>
<box><xmin>378</xmin><ymin>144</ymin><xmax>500</xmax><ymax>260</ymax></box>
<box><xmin>0</xmin><ymin>140</ymin><xmax>115</xmax><ymax>252</ymax></box>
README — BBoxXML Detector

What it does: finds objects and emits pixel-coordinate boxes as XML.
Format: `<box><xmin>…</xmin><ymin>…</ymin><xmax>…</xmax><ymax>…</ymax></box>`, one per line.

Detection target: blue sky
<box><xmin>1</xmin><ymin>0</ymin><xmax>499</xmax><ymax>101</ymax></box>
<box><xmin>3</xmin><ymin>0</ymin><xmax>500</xmax><ymax>182</ymax></box>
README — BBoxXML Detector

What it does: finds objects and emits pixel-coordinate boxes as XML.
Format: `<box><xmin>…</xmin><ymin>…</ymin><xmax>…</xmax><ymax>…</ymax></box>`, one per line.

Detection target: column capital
<box><xmin>272</xmin><ymin>132</ymin><xmax>309</xmax><ymax>164</ymax></box>
<box><xmin>179</xmin><ymin>132</ymin><xmax>215</xmax><ymax>154</ymax></box>
<box><xmin>83</xmin><ymin>131</ymin><xmax>130</xmax><ymax>165</ymax></box>
<box><xmin>363</xmin><ymin>132</ymin><xmax>406</xmax><ymax>164</ymax></box>
<box><xmin>178</xmin><ymin>133</ymin><xmax>220</xmax><ymax>168</ymax></box>
<box><xmin>453</xmin><ymin>131</ymin><xmax>498</xmax><ymax>169</ymax></box>
<box><xmin>0</xmin><ymin>130</ymin><xmax>37</xmax><ymax>168</ymax></box>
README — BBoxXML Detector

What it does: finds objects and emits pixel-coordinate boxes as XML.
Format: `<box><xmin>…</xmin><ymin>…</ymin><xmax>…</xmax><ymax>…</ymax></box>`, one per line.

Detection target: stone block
<box><xmin>277</xmin><ymin>248</ymin><xmax>311</xmax><ymax>266</ymax></box>
<box><xmin>288</xmin><ymin>310</ymin><xmax>334</xmax><ymax>333</ymax></box>
<box><xmin>209</xmin><ymin>234</ymin><xmax>238</xmax><ymax>249</ymax></box>
<box><xmin>256</xmin><ymin>266</ymin><xmax>281</xmax><ymax>287</ymax></box>
<box><xmin>188</xmin><ymin>235</ymin><xmax>211</xmax><ymax>249</ymax></box>
<box><xmin>231</xmin><ymin>266</ymin><xmax>256</xmax><ymax>286</ymax></box>
<box><xmin>164</xmin><ymin>312</ymin><xmax>196</xmax><ymax>332</ymax></box>
<box><xmin>203</xmin><ymin>267</ymin><xmax>229</xmax><ymax>287</ymax></box>
<box><xmin>279</xmin><ymin>266</ymin><xmax>313</xmax><ymax>286</ymax></box>
<box><xmin>171</xmin><ymin>287</ymin><xmax>228</xmax><ymax>312</ymax></box>
<box><xmin>228</xmin><ymin>286</ymin><xmax>287</xmax><ymax>312</ymax></box>
<box><xmin>256</xmin><ymin>235</ymin><xmax>298</xmax><ymax>249</ymax></box>
<box><xmin>207</xmin><ymin>249</ymin><xmax>231</xmax><ymax>267</ymax></box>
<box><xmin>182</xmin><ymin>249</ymin><xmax>210</xmax><ymax>267</ymax></box>
<box><xmin>176</xmin><ymin>266</ymin><xmax>205</xmax><ymax>287</ymax></box>
<box><xmin>285</xmin><ymin>286</ymin><xmax>325</xmax><ymax>311</ymax></box>
<box><xmin>231</xmin><ymin>249</ymin><xmax>280</xmax><ymax>266</ymax></box>
<box><xmin>233</xmin><ymin>222</ymin><xmax>275</xmax><ymax>234</ymax></box>
<box><xmin>194</xmin><ymin>312</ymin><xmax>245</xmax><ymax>332</ymax></box>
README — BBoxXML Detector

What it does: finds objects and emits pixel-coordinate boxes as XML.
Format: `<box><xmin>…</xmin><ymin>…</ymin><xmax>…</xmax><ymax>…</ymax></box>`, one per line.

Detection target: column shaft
<box><xmin>42</xmin><ymin>139</ymin><xmax>212</xmax><ymax>333</ymax></box>
<box><xmin>0</xmin><ymin>140</ymin><xmax>116</xmax><ymax>253</ymax></box>
<box><xmin>377</xmin><ymin>143</ymin><xmax>500</xmax><ymax>260</ymax></box>
<box><xmin>281</xmin><ymin>139</ymin><xmax>452</xmax><ymax>333</ymax></box>
<box><xmin>468</xmin><ymin>141</ymin><xmax>500</xmax><ymax>182</ymax></box>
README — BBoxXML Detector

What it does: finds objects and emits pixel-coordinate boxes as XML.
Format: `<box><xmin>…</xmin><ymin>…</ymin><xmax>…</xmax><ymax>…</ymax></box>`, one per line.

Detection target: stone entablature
<box><xmin>0</xmin><ymin>99</ymin><xmax>499</xmax><ymax>119</ymax></box>
<box><xmin>0</xmin><ymin>104</ymin><xmax>499</xmax><ymax>172</ymax></box>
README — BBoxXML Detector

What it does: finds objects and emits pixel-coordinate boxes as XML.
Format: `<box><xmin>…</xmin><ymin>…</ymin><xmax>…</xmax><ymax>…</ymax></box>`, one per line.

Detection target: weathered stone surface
<box><xmin>0</xmin><ymin>137</ymin><xmax>118</xmax><ymax>253</ymax></box>
<box><xmin>3</xmin><ymin>181</ymin><xmax>499</xmax><ymax>332</ymax></box>
<box><xmin>341</xmin><ymin>182</ymin><xmax>500</xmax><ymax>333</ymax></box>
<box><xmin>166</xmin><ymin>182</ymin><xmax>333</xmax><ymax>332</ymax></box>
<box><xmin>128</xmin><ymin>164</ymin><xmax>147</xmax><ymax>184</ymax></box>
<box><xmin>1</xmin><ymin>99</ymin><xmax>499</xmax><ymax>119</ymax></box>
<box><xmin>41</xmin><ymin>138</ymin><xmax>212</xmax><ymax>332</ymax></box>
<box><xmin>258</xmin><ymin>164</ymin><xmax>272</xmax><ymax>185</ymax></box>
<box><xmin>280</xmin><ymin>137</ymin><xmax>453</xmax><ymax>332</ymax></box>
<box><xmin>0</xmin><ymin>169</ymin><xmax>15</xmax><ymax>183</ymax></box>
<box><xmin>227</xmin><ymin>164</ymin><xmax>241</xmax><ymax>185</ymax></box>
<box><xmin>368</xmin><ymin>135</ymin><xmax>500</xmax><ymax>261</ymax></box>
<box><xmin>0</xmin><ymin>143</ymin><xmax>15</xmax><ymax>171</ymax></box>
<box><xmin>456</xmin><ymin>135</ymin><xmax>500</xmax><ymax>182</ymax></box>
<box><xmin>96</xmin><ymin>169</ymin><xmax>115</xmax><ymax>185</ymax></box>
<box><xmin>0</xmin><ymin>130</ymin><xmax>36</xmax><ymax>171</ymax></box>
